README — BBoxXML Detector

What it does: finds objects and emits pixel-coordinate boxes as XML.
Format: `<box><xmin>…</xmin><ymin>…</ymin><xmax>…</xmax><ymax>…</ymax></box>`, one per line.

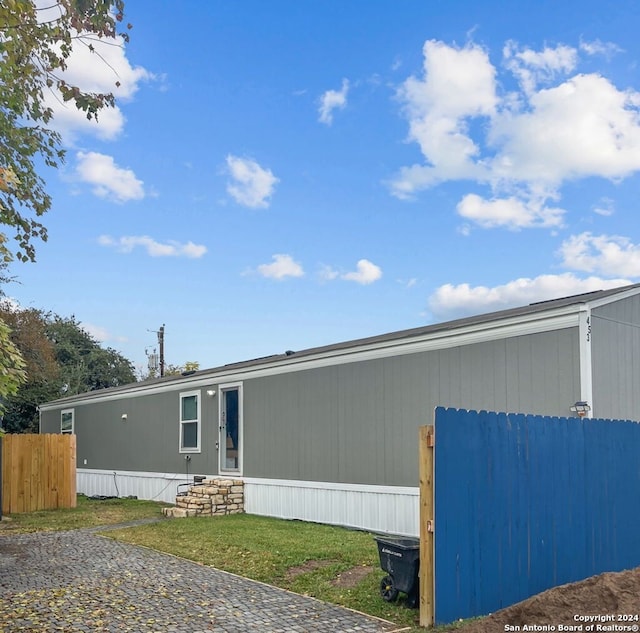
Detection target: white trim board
<box><xmin>41</xmin><ymin>307</ymin><xmax>581</xmax><ymax>410</ymax></box>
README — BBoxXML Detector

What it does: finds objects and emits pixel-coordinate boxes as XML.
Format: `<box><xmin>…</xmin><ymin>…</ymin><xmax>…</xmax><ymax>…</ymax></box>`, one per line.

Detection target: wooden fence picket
<box><xmin>1</xmin><ymin>434</ymin><xmax>76</xmax><ymax>514</ymax></box>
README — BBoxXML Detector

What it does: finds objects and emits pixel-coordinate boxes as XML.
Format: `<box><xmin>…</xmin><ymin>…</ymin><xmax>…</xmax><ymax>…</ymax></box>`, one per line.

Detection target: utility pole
<box><xmin>145</xmin><ymin>324</ymin><xmax>166</xmax><ymax>379</ymax></box>
<box><xmin>158</xmin><ymin>324</ymin><xmax>165</xmax><ymax>377</ymax></box>
<box><xmin>158</xmin><ymin>323</ymin><xmax>164</xmax><ymax>378</ymax></box>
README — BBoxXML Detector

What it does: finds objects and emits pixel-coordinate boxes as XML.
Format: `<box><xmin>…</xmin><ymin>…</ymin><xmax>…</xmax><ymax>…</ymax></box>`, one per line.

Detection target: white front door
<box><xmin>219</xmin><ymin>383</ymin><xmax>242</xmax><ymax>474</ymax></box>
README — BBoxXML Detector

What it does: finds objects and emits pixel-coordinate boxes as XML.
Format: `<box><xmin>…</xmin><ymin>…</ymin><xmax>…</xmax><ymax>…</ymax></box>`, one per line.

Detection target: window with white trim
<box><xmin>179</xmin><ymin>390</ymin><xmax>201</xmax><ymax>452</ymax></box>
<box><xmin>61</xmin><ymin>409</ymin><xmax>74</xmax><ymax>434</ymax></box>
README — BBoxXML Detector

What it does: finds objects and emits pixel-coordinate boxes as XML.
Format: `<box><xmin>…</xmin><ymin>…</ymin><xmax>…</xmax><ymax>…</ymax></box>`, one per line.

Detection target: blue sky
<box><xmin>8</xmin><ymin>0</ymin><xmax>640</xmax><ymax>375</ymax></box>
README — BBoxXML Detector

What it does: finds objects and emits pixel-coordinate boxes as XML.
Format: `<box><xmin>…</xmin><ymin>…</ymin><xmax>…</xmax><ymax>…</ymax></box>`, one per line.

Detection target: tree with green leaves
<box><xmin>46</xmin><ymin>314</ymin><xmax>136</xmax><ymax>394</ymax></box>
<box><xmin>0</xmin><ymin>305</ymin><xmax>136</xmax><ymax>432</ymax></box>
<box><xmin>0</xmin><ymin>319</ymin><xmax>26</xmax><ymax>425</ymax></box>
<box><xmin>0</xmin><ymin>303</ymin><xmax>60</xmax><ymax>432</ymax></box>
<box><xmin>141</xmin><ymin>360</ymin><xmax>200</xmax><ymax>380</ymax></box>
<box><xmin>0</xmin><ymin>264</ymin><xmax>26</xmax><ymax>427</ymax></box>
<box><xmin>0</xmin><ymin>0</ymin><xmax>131</xmax><ymax>262</ymax></box>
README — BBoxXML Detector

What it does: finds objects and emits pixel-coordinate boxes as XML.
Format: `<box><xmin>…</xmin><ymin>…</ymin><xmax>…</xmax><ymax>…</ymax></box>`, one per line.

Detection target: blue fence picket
<box><xmin>433</xmin><ymin>407</ymin><xmax>640</xmax><ymax>624</ymax></box>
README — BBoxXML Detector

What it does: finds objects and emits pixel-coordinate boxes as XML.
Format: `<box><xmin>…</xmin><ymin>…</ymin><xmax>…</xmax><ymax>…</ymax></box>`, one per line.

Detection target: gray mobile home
<box><xmin>39</xmin><ymin>284</ymin><xmax>640</xmax><ymax>536</ymax></box>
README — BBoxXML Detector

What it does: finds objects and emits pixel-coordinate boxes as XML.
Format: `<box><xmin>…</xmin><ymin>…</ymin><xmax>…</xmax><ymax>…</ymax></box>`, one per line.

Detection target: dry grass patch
<box><xmin>332</xmin><ymin>565</ymin><xmax>376</xmax><ymax>588</ymax></box>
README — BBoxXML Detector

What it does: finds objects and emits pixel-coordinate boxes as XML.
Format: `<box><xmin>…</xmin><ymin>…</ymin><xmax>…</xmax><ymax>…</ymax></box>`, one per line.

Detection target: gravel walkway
<box><xmin>0</xmin><ymin>527</ymin><xmax>400</xmax><ymax>632</ymax></box>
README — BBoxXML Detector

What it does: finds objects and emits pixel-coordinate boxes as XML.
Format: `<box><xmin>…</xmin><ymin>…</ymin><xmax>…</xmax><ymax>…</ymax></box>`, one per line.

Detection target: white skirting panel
<box><xmin>244</xmin><ymin>477</ymin><xmax>420</xmax><ymax>537</ymax></box>
<box><xmin>77</xmin><ymin>470</ymin><xmax>420</xmax><ymax>536</ymax></box>
<box><xmin>77</xmin><ymin>468</ymin><xmax>193</xmax><ymax>504</ymax></box>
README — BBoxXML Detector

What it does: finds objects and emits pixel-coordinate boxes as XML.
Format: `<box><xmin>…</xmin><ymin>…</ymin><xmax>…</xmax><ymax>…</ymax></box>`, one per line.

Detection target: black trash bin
<box><xmin>374</xmin><ymin>536</ymin><xmax>420</xmax><ymax>608</ymax></box>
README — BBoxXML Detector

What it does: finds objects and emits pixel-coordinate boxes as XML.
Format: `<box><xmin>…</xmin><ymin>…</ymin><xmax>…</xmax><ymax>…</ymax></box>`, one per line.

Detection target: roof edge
<box><xmin>39</xmin><ymin>283</ymin><xmax>640</xmax><ymax>410</ymax></box>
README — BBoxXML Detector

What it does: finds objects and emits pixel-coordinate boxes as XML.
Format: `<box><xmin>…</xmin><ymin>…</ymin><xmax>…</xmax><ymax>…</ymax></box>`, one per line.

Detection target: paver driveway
<box><xmin>0</xmin><ymin>527</ymin><xmax>401</xmax><ymax>632</ymax></box>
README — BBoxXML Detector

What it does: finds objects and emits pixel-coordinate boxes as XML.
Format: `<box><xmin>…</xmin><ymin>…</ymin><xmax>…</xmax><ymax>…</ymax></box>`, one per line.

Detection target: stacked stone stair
<box><xmin>162</xmin><ymin>478</ymin><xmax>244</xmax><ymax>518</ymax></box>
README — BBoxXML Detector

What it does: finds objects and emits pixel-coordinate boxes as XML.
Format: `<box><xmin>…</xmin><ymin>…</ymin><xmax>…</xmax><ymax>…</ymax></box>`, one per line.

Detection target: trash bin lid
<box><xmin>374</xmin><ymin>536</ymin><xmax>419</xmax><ymax>550</ymax></box>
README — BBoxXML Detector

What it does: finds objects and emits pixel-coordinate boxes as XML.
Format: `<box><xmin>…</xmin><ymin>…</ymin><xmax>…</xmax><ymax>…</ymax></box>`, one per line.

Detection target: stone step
<box><xmin>163</xmin><ymin>477</ymin><xmax>245</xmax><ymax>519</ymax></box>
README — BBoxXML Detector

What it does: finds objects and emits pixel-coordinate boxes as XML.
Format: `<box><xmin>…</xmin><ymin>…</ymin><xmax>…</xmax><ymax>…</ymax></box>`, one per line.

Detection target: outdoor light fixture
<box><xmin>121</xmin><ymin>413</ymin><xmax>128</xmax><ymax>421</ymax></box>
<box><xmin>206</xmin><ymin>389</ymin><xmax>216</xmax><ymax>397</ymax></box>
<box><xmin>570</xmin><ymin>401</ymin><xmax>591</xmax><ymax>417</ymax></box>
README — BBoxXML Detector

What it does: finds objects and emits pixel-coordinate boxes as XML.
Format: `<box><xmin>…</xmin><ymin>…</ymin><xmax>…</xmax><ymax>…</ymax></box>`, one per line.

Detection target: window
<box><xmin>179</xmin><ymin>391</ymin><xmax>201</xmax><ymax>452</ymax></box>
<box><xmin>61</xmin><ymin>409</ymin><xmax>74</xmax><ymax>434</ymax></box>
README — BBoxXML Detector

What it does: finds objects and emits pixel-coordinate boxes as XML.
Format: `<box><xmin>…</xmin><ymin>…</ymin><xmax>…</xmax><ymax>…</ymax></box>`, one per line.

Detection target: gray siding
<box><xmin>244</xmin><ymin>327</ymin><xmax>580</xmax><ymax>487</ymax></box>
<box><xmin>40</xmin><ymin>327</ymin><xmax>580</xmax><ymax>488</ymax></box>
<box><xmin>592</xmin><ymin>295</ymin><xmax>640</xmax><ymax>420</ymax></box>
<box><xmin>41</xmin><ymin>388</ymin><xmax>220</xmax><ymax>478</ymax></box>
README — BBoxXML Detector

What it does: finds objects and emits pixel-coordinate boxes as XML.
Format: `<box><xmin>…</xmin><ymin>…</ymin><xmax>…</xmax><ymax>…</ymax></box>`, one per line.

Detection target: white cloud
<box><xmin>257</xmin><ymin>254</ymin><xmax>304</xmax><ymax>280</ymax></box>
<box><xmin>226</xmin><ymin>155</ymin><xmax>279</xmax><ymax>208</ymax></box>
<box><xmin>428</xmin><ymin>273</ymin><xmax>631</xmax><ymax>321</ymax></box>
<box><xmin>456</xmin><ymin>194</ymin><xmax>565</xmax><ymax>229</ymax></box>
<box><xmin>80</xmin><ymin>322</ymin><xmax>128</xmax><ymax>344</ymax></box>
<box><xmin>98</xmin><ymin>235</ymin><xmax>207</xmax><ymax>258</ymax></box>
<box><xmin>41</xmin><ymin>20</ymin><xmax>153</xmax><ymax>142</ymax></box>
<box><xmin>503</xmin><ymin>41</ymin><xmax>577</xmax><ymax>94</ymax></box>
<box><xmin>76</xmin><ymin>152</ymin><xmax>144</xmax><ymax>202</ymax></box>
<box><xmin>391</xmin><ymin>39</ymin><xmax>640</xmax><ymax>231</ymax></box>
<box><xmin>317</xmin><ymin>260</ymin><xmax>383</xmax><ymax>284</ymax></box>
<box><xmin>398</xmin><ymin>277</ymin><xmax>418</xmax><ymax>288</ymax></box>
<box><xmin>490</xmin><ymin>74</ymin><xmax>640</xmax><ymax>185</ymax></box>
<box><xmin>579</xmin><ymin>39</ymin><xmax>622</xmax><ymax>58</ymax></box>
<box><xmin>342</xmin><ymin>259</ymin><xmax>383</xmax><ymax>285</ymax></box>
<box><xmin>318</xmin><ymin>265</ymin><xmax>340</xmax><ymax>282</ymax></box>
<box><xmin>558</xmin><ymin>232</ymin><xmax>640</xmax><ymax>277</ymax></box>
<box><xmin>406</xmin><ymin>40</ymin><xmax>498</xmax><ymax>120</ymax></box>
<box><xmin>318</xmin><ymin>79</ymin><xmax>349</xmax><ymax>125</ymax></box>
<box><xmin>391</xmin><ymin>40</ymin><xmax>497</xmax><ymax>197</ymax></box>
<box><xmin>593</xmin><ymin>197</ymin><xmax>615</xmax><ymax>216</ymax></box>
<box><xmin>80</xmin><ymin>322</ymin><xmax>109</xmax><ymax>343</ymax></box>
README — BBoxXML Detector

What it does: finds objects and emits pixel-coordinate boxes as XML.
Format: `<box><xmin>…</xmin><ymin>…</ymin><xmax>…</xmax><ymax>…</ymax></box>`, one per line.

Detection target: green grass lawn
<box><xmin>0</xmin><ymin>494</ymin><xmax>169</xmax><ymax>533</ymax></box>
<box><xmin>1</xmin><ymin>495</ymin><xmax>426</xmax><ymax>630</ymax></box>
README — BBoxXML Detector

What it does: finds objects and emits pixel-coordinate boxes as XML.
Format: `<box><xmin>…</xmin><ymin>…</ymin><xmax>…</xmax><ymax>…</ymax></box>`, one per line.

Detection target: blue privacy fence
<box><xmin>433</xmin><ymin>407</ymin><xmax>640</xmax><ymax>624</ymax></box>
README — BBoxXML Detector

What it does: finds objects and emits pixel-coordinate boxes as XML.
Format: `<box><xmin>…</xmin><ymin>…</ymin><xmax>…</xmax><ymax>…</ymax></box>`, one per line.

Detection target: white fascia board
<box><xmin>586</xmin><ymin>285</ymin><xmax>640</xmax><ymax>310</ymax></box>
<box><xmin>40</xmin><ymin>305</ymin><xmax>580</xmax><ymax>410</ymax></box>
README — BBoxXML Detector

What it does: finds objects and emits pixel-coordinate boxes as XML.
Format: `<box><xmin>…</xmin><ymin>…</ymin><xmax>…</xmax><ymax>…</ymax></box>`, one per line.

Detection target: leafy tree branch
<box><xmin>0</xmin><ymin>0</ymin><xmax>131</xmax><ymax>262</ymax></box>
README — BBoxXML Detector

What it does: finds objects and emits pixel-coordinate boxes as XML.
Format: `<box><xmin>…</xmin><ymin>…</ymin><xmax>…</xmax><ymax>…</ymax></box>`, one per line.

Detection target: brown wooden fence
<box><xmin>1</xmin><ymin>434</ymin><xmax>76</xmax><ymax>514</ymax></box>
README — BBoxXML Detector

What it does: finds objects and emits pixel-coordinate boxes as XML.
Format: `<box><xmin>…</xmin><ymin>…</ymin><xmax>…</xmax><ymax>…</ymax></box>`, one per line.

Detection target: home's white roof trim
<box><xmin>40</xmin><ymin>303</ymin><xmax>581</xmax><ymax>410</ymax></box>
<box><xmin>586</xmin><ymin>284</ymin><xmax>640</xmax><ymax>310</ymax></box>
